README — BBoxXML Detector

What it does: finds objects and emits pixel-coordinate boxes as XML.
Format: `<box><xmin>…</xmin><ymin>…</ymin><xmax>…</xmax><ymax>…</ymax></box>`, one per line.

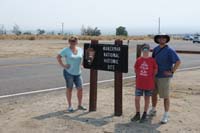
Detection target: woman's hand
<box><xmin>63</xmin><ymin>64</ymin><xmax>70</xmax><ymax>69</ymax></box>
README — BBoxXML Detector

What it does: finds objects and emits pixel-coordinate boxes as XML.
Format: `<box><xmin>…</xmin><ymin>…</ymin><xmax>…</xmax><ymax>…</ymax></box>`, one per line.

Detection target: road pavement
<box><xmin>0</xmin><ymin>40</ymin><xmax>200</xmax><ymax>96</ymax></box>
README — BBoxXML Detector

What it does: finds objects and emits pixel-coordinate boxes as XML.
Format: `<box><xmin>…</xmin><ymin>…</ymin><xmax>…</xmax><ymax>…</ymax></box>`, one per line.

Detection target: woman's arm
<box><xmin>56</xmin><ymin>54</ymin><xmax>70</xmax><ymax>69</ymax></box>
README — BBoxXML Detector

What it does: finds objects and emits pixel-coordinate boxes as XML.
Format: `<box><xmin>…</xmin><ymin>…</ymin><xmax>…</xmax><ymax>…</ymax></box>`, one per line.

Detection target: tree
<box><xmin>0</xmin><ymin>25</ymin><xmax>6</xmax><ymax>35</ymax></box>
<box><xmin>81</xmin><ymin>25</ymin><xmax>101</xmax><ymax>36</ymax></box>
<box><xmin>37</xmin><ymin>29</ymin><xmax>45</xmax><ymax>35</ymax></box>
<box><xmin>81</xmin><ymin>25</ymin><xmax>86</xmax><ymax>35</ymax></box>
<box><xmin>116</xmin><ymin>26</ymin><xmax>128</xmax><ymax>36</ymax></box>
<box><xmin>12</xmin><ymin>24</ymin><xmax>21</xmax><ymax>35</ymax></box>
<box><xmin>93</xmin><ymin>27</ymin><xmax>101</xmax><ymax>36</ymax></box>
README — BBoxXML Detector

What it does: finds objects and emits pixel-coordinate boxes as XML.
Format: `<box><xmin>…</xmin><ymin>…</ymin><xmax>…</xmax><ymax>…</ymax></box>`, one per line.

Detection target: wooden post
<box><xmin>136</xmin><ymin>44</ymin><xmax>143</xmax><ymax>59</ymax></box>
<box><xmin>114</xmin><ymin>39</ymin><xmax>123</xmax><ymax>116</ymax></box>
<box><xmin>89</xmin><ymin>40</ymin><xmax>98</xmax><ymax>112</ymax></box>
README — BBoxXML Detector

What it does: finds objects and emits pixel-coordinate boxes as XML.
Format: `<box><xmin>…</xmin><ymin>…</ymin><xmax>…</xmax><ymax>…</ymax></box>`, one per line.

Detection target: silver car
<box><xmin>193</xmin><ymin>36</ymin><xmax>200</xmax><ymax>43</ymax></box>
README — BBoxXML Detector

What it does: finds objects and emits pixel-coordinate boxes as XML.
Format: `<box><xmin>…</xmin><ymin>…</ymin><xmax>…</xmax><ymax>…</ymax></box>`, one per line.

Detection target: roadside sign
<box><xmin>83</xmin><ymin>43</ymin><xmax>128</xmax><ymax>73</ymax></box>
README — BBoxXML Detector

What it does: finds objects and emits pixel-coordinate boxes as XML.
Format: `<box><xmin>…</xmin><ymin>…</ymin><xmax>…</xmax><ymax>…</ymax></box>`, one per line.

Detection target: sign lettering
<box><xmin>83</xmin><ymin>43</ymin><xmax>128</xmax><ymax>73</ymax></box>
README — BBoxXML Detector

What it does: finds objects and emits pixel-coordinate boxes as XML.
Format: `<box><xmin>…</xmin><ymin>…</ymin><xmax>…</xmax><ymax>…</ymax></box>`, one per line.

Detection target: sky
<box><xmin>0</xmin><ymin>0</ymin><xmax>200</xmax><ymax>35</ymax></box>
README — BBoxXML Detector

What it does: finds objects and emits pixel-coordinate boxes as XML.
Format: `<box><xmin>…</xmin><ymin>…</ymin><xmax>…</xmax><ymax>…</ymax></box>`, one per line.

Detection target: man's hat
<box><xmin>154</xmin><ymin>33</ymin><xmax>170</xmax><ymax>44</ymax></box>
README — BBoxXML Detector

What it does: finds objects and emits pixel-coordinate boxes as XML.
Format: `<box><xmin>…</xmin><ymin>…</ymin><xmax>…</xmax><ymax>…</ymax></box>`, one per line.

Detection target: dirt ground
<box><xmin>1</xmin><ymin>39</ymin><xmax>200</xmax><ymax>58</ymax></box>
<box><xmin>0</xmin><ymin>40</ymin><xmax>70</xmax><ymax>58</ymax></box>
<box><xmin>0</xmin><ymin>69</ymin><xmax>200</xmax><ymax>133</ymax></box>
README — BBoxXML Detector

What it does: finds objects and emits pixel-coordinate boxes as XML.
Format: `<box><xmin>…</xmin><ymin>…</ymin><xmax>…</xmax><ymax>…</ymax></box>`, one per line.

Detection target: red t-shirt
<box><xmin>134</xmin><ymin>57</ymin><xmax>158</xmax><ymax>90</ymax></box>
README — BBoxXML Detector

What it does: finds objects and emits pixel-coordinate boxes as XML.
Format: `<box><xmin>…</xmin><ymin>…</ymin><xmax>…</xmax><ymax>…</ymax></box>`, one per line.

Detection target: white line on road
<box><xmin>176</xmin><ymin>66</ymin><xmax>200</xmax><ymax>71</ymax></box>
<box><xmin>0</xmin><ymin>66</ymin><xmax>200</xmax><ymax>99</ymax></box>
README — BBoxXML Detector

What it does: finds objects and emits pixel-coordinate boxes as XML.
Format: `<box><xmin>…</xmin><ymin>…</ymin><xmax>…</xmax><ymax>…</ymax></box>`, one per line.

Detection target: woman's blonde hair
<box><xmin>69</xmin><ymin>36</ymin><xmax>78</xmax><ymax>42</ymax></box>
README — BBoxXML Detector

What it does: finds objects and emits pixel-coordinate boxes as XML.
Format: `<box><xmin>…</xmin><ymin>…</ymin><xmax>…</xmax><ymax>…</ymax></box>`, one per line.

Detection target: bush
<box><xmin>23</xmin><ymin>32</ymin><xmax>32</xmax><ymax>35</ymax></box>
<box><xmin>62</xmin><ymin>36</ymin><xmax>68</xmax><ymax>40</ymax></box>
<box><xmin>37</xmin><ymin>29</ymin><xmax>45</xmax><ymax>35</ymax></box>
<box><xmin>12</xmin><ymin>24</ymin><xmax>22</xmax><ymax>35</ymax></box>
<box><xmin>81</xmin><ymin>26</ymin><xmax>101</xmax><ymax>36</ymax></box>
<box><xmin>28</xmin><ymin>36</ymin><xmax>36</xmax><ymax>40</ymax></box>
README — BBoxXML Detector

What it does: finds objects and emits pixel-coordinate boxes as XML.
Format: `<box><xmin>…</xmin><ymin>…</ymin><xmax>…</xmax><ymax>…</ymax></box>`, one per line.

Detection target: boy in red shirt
<box><xmin>131</xmin><ymin>43</ymin><xmax>158</xmax><ymax>123</ymax></box>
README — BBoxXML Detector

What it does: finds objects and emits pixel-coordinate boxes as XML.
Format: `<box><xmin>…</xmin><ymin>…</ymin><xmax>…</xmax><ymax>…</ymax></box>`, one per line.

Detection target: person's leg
<box><xmin>161</xmin><ymin>97</ymin><xmax>170</xmax><ymax>124</ymax></box>
<box><xmin>149</xmin><ymin>79</ymin><xmax>158</xmax><ymax>116</ymax></box>
<box><xmin>135</xmin><ymin>96</ymin><xmax>141</xmax><ymax>113</ymax></box>
<box><xmin>74</xmin><ymin>75</ymin><xmax>83</xmax><ymax>106</ymax></box>
<box><xmin>66</xmin><ymin>88</ymin><xmax>73</xmax><ymax>107</ymax></box>
<box><xmin>152</xmin><ymin>78</ymin><xmax>158</xmax><ymax>108</ymax></box>
<box><xmin>140</xmin><ymin>91</ymin><xmax>152</xmax><ymax>123</ymax></box>
<box><xmin>77</xmin><ymin>88</ymin><xmax>86</xmax><ymax>110</ymax></box>
<box><xmin>164</xmin><ymin>98</ymin><xmax>170</xmax><ymax>112</ymax></box>
<box><xmin>152</xmin><ymin>93</ymin><xmax>157</xmax><ymax>108</ymax></box>
<box><xmin>131</xmin><ymin>89</ymin><xmax>142</xmax><ymax>121</ymax></box>
<box><xmin>144</xmin><ymin>96</ymin><xmax>150</xmax><ymax>112</ymax></box>
<box><xmin>75</xmin><ymin>75</ymin><xmax>86</xmax><ymax>110</ymax></box>
<box><xmin>159</xmin><ymin>78</ymin><xmax>171</xmax><ymax>124</ymax></box>
<box><xmin>77</xmin><ymin>88</ymin><xmax>83</xmax><ymax>106</ymax></box>
<box><xmin>159</xmin><ymin>78</ymin><xmax>170</xmax><ymax>112</ymax></box>
<box><xmin>63</xmin><ymin>70</ymin><xmax>74</xmax><ymax>109</ymax></box>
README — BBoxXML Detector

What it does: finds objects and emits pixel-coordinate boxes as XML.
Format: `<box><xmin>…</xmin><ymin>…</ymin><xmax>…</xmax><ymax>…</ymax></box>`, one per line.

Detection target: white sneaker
<box><xmin>67</xmin><ymin>107</ymin><xmax>74</xmax><ymax>112</ymax></box>
<box><xmin>148</xmin><ymin>108</ymin><xmax>157</xmax><ymax>116</ymax></box>
<box><xmin>161</xmin><ymin>113</ymin><xmax>169</xmax><ymax>124</ymax></box>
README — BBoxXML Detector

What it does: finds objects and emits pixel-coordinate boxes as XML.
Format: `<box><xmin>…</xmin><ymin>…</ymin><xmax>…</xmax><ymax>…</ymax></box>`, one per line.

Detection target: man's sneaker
<box><xmin>131</xmin><ymin>113</ymin><xmax>140</xmax><ymax>122</ymax></box>
<box><xmin>140</xmin><ymin>113</ymin><xmax>147</xmax><ymax>123</ymax></box>
<box><xmin>160</xmin><ymin>113</ymin><xmax>169</xmax><ymax>124</ymax></box>
<box><xmin>148</xmin><ymin>108</ymin><xmax>157</xmax><ymax>116</ymax></box>
<box><xmin>67</xmin><ymin>107</ymin><xmax>74</xmax><ymax>112</ymax></box>
<box><xmin>78</xmin><ymin>105</ymin><xmax>87</xmax><ymax>110</ymax></box>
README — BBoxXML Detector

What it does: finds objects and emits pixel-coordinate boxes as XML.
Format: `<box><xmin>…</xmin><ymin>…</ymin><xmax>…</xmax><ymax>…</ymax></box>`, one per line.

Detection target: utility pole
<box><xmin>61</xmin><ymin>22</ymin><xmax>64</xmax><ymax>35</ymax></box>
<box><xmin>158</xmin><ymin>17</ymin><xmax>161</xmax><ymax>34</ymax></box>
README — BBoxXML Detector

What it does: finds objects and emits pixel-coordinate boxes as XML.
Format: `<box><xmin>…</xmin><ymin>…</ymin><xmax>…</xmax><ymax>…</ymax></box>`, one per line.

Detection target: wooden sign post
<box><xmin>84</xmin><ymin>40</ymin><xmax>128</xmax><ymax>116</ymax></box>
<box><xmin>89</xmin><ymin>40</ymin><xmax>98</xmax><ymax>111</ymax></box>
<box><xmin>136</xmin><ymin>44</ymin><xmax>143</xmax><ymax>58</ymax></box>
<box><xmin>114</xmin><ymin>39</ymin><xmax>123</xmax><ymax>116</ymax></box>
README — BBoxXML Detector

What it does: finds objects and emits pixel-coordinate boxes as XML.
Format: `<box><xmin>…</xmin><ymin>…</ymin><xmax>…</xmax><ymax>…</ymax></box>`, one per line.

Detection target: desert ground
<box><xmin>0</xmin><ymin>69</ymin><xmax>200</xmax><ymax>133</ymax></box>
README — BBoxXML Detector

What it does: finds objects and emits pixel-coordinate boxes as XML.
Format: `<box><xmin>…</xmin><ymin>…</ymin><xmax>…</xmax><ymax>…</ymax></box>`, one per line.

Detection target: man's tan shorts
<box><xmin>153</xmin><ymin>77</ymin><xmax>171</xmax><ymax>98</ymax></box>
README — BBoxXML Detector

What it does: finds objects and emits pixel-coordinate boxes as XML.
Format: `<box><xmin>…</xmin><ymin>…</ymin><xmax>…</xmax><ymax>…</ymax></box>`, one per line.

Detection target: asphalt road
<box><xmin>0</xmin><ymin>40</ymin><xmax>200</xmax><ymax>96</ymax></box>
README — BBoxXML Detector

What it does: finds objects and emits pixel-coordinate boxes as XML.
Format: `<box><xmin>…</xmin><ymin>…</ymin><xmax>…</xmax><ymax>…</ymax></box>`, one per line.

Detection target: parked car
<box><xmin>183</xmin><ymin>35</ymin><xmax>193</xmax><ymax>41</ymax></box>
<box><xmin>193</xmin><ymin>36</ymin><xmax>200</xmax><ymax>43</ymax></box>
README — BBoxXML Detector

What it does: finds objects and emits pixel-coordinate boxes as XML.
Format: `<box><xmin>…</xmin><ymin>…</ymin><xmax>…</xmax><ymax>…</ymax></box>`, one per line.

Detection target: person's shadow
<box><xmin>33</xmin><ymin>111</ymin><xmax>161</xmax><ymax>131</ymax></box>
<box><xmin>114</xmin><ymin>115</ymin><xmax>161</xmax><ymax>133</ymax></box>
<box><xmin>33</xmin><ymin>110</ymin><xmax>114</xmax><ymax>127</ymax></box>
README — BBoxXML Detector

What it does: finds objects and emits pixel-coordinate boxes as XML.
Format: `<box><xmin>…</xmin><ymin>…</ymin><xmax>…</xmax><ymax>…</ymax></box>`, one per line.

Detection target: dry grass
<box><xmin>0</xmin><ymin>35</ymin><xmax>152</xmax><ymax>40</ymax></box>
<box><xmin>0</xmin><ymin>35</ymin><xmax>63</xmax><ymax>40</ymax></box>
